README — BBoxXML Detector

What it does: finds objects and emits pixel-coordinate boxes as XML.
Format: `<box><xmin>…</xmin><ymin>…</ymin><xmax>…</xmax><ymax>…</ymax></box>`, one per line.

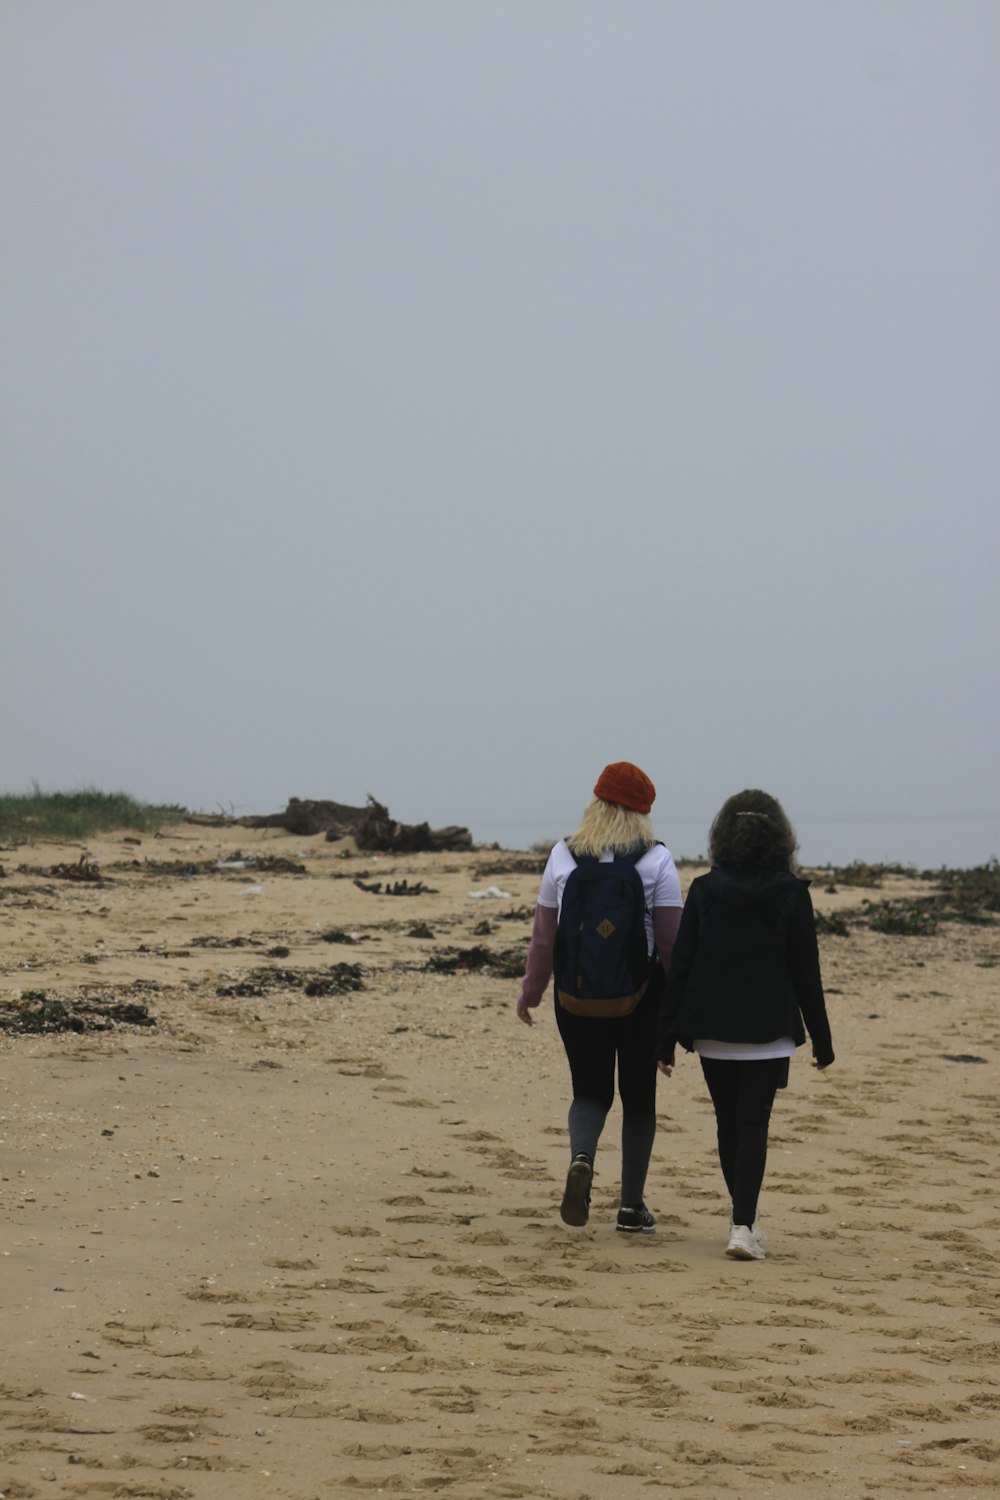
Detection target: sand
<box><xmin>1</xmin><ymin>823</ymin><xmax>998</xmax><ymax>1499</ymax></box>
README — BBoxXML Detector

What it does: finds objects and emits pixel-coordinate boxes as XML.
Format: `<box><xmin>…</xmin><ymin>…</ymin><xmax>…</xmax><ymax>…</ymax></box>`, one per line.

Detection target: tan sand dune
<box><xmin>1</xmin><ymin>824</ymin><xmax>998</xmax><ymax>1498</ymax></box>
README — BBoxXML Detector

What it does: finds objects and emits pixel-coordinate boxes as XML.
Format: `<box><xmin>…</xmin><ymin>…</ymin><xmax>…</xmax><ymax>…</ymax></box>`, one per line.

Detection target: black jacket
<box><xmin>656</xmin><ymin>868</ymin><xmax>835</xmax><ymax>1068</ymax></box>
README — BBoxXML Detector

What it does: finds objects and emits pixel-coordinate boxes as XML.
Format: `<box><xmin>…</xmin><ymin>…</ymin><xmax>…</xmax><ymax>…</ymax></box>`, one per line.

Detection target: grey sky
<box><xmin>3</xmin><ymin>2</ymin><xmax>998</xmax><ymax>865</ymax></box>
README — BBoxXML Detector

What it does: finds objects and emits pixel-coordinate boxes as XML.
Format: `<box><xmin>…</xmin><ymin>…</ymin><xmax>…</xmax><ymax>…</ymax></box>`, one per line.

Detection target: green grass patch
<box><xmin>823</xmin><ymin>860</ymin><xmax>917</xmax><ymax>888</ymax></box>
<box><xmin>932</xmin><ymin>858</ymin><xmax>1000</xmax><ymax>923</ymax></box>
<box><xmin>854</xmin><ymin>861</ymin><xmax>1000</xmax><ymax>935</ymax></box>
<box><xmin>0</xmin><ymin>788</ymin><xmax>187</xmax><ymax>845</ymax></box>
<box><xmin>814</xmin><ymin>910</ymin><xmax>851</xmax><ymax>937</ymax></box>
<box><xmin>862</xmin><ymin>898</ymin><xmax>939</xmax><ymax>936</ymax></box>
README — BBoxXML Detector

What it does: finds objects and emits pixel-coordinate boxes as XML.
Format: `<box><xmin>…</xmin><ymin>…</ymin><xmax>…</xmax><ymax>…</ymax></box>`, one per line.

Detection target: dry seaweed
<box><xmin>424</xmin><ymin>945</ymin><xmax>527</xmax><ymax>979</ymax></box>
<box><xmin>189</xmin><ymin>934</ymin><xmax>260</xmax><ymax>949</ymax></box>
<box><xmin>471</xmin><ymin>857</ymin><xmax>547</xmax><ymax>881</ymax></box>
<box><xmin>0</xmin><ymin>989</ymin><xmax>155</xmax><ymax>1034</ymax></box>
<box><xmin>354</xmin><ymin>878</ymin><xmax>437</xmax><ymax>897</ymax></box>
<box><xmin>215</xmin><ymin>963</ymin><xmax>364</xmax><ymax>999</ymax></box>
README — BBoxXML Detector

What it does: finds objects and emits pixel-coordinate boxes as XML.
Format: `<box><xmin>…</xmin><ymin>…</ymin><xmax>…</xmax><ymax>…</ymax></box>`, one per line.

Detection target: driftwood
<box><xmin>351</xmin><ymin>798</ymin><xmax>472</xmax><ymax>854</ymax></box>
<box><xmin>190</xmin><ymin>795</ymin><xmax>473</xmax><ymax>852</ymax></box>
<box><xmin>240</xmin><ymin>798</ymin><xmax>368</xmax><ymax>836</ymax></box>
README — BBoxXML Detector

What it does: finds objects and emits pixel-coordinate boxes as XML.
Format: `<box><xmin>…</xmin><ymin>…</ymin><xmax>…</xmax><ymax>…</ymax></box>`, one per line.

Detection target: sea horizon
<box><xmin>475</xmin><ymin>815</ymin><xmax>1000</xmax><ymax>872</ymax></box>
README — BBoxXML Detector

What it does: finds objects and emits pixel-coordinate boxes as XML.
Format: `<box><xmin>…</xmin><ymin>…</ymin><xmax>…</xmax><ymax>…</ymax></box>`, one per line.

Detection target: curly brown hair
<box><xmin>708</xmin><ymin>789</ymin><xmax>798</xmax><ymax>872</ymax></box>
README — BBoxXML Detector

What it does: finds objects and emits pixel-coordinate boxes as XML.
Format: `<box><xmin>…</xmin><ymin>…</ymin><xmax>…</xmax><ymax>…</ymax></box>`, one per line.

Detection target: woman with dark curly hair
<box><xmin>656</xmin><ymin>789</ymin><xmax>834</xmax><ymax>1260</ymax></box>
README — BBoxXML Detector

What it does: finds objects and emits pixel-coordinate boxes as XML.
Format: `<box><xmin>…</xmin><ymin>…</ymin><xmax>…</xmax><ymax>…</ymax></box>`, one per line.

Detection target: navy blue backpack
<box><xmin>553</xmin><ymin>846</ymin><xmax>654</xmax><ymax>1017</ymax></box>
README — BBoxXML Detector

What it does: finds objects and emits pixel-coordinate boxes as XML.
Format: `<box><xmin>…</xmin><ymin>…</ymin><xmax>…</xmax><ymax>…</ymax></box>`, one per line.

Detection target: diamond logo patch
<box><xmin>596</xmin><ymin>918</ymin><xmax>616</xmax><ymax>939</ymax></box>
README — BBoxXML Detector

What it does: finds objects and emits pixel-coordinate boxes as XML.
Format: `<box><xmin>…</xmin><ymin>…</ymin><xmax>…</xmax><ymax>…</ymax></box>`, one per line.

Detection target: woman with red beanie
<box><xmin>516</xmin><ymin>763</ymin><xmax>682</xmax><ymax>1232</ymax></box>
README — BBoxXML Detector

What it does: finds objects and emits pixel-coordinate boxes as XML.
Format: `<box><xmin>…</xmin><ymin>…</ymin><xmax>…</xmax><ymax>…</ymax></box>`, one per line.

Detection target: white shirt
<box><xmin>537</xmin><ymin>839</ymin><xmax>682</xmax><ymax>956</ymax></box>
<box><xmin>695</xmin><ymin>1037</ymin><xmax>797</xmax><ymax>1060</ymax></box>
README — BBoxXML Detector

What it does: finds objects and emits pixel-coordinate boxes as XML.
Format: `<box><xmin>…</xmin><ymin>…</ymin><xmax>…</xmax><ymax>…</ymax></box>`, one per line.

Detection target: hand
<box><xmin>516</xmin><ymin>998</ymin><xmax>537</xmax><ymax>1027</ymax></box>
<box><xmin>657</xmin><ymin>1056</ymin><xmax>674</xmax><ymax>1077</ymax></box>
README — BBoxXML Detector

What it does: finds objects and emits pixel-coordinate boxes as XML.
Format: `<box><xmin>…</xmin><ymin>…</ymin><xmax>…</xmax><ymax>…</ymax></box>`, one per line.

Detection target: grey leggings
<box><xmin>554</xmin><ymin>985</ymin><xmax>659</xmax><ymax>1206</ymax></box>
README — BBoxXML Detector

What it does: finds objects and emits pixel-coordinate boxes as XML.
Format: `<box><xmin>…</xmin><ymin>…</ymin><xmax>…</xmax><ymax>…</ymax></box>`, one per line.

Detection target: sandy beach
<box><xmin>1</xmin><ymin>822</ymin><xmax>998</xmax><ymax>1499</ymax></box>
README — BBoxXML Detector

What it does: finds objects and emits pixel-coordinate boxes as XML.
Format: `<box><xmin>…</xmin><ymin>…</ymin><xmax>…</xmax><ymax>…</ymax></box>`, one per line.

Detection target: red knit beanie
<box><xmin>593</xmin><ymin>762</ymin><xmax>655</xmax><ymax>814</ymax></box>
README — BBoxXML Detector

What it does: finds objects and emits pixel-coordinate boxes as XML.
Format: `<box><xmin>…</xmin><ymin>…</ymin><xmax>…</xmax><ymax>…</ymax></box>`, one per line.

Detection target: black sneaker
<box><xmin>616</xmin><ymin>1202</ymin><xmax>656</xmax><ymax>1233</ymax></box>
<box><xmin>560</xmin><ymin>1154</ymin><xmax>593</xmax><ymax>1227</ymax></box>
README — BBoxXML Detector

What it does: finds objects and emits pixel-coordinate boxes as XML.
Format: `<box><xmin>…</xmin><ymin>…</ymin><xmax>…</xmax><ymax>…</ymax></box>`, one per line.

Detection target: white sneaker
<box><xmin>729</xmin><ymin>1207</ymin><xmax>765</xmax><ymax>1243</ymax></box>
<box><xmin>726</xmin><ymin>1223</ymin><xmax>766</xmax><ymax>1260</ymax></box>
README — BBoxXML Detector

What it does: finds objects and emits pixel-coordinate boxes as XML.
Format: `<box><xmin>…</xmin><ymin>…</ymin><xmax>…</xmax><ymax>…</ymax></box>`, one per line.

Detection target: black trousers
<box><xmin>554</xmin><ymin>980</ymin><xmax>660</xmax><ymax>1116</ymax></box>
<box><xmin>554</xmin><ymin>978</ymin><xmax>661</xmax><ymax>1205</ymax></box>
<box><xmin>699</xmin><ymin>1055</ymin><xmax>787</xmax><ymax>1228</ymax></box>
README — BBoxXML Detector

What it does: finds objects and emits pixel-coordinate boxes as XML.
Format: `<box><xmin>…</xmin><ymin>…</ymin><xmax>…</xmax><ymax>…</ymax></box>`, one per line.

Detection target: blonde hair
<box><xmin>566</xmin><ymin>797</ymin><xmax>654</xmax><ymax>859</ymax></box>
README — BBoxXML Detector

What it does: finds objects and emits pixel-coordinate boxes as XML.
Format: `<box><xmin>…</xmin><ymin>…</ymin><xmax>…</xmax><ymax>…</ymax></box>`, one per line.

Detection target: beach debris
<box><xmin>468</xmin><ymin>886</ymin><xmax>512</xmax><ymax>900</ymax></box>
<box><xmin>424</xmin><ymin>945</ymin><xmax>526</xmax><ymax>979</ymax></box>
<box><xmin>472</xmin><ymin>919</ymin><xmax>493</xmax><ymax>936</ymax></box>
<box><xmin>320</xmin><ymin>928</ymin><xmax>359</xmax><ymax>944</ymax></box>
<box><xmin>0</xmin><ymin>989</ymin><xmax>156</xmax><ymax>1034</ymax></box>
<box><xmin>407</xmin><ymin>922</ymin><xmax>435</xmax><ymax>939</ymax></box>
<box><xmin>243</xmin><ymin>855</ymin><xmax>307</xmax><ymax>875</ymax></box>
<box><xmin>114</xmin><ymin>851</ymin><xmax>307</xmax><ymax>877</ymax></box>
<box><xmin>354</xmin><ymin>877</ymin><xmax>438</xmax><ymax>897</ymax></box>
<box><xmin>32</xmin><ymin>855</ymin><xmax>104</xmax><ymax>884</ymax></box>
<box><xmin>941</xmin><ymin>1053</ymin><xmax>987</xmax><ymax>1064</ymax></box>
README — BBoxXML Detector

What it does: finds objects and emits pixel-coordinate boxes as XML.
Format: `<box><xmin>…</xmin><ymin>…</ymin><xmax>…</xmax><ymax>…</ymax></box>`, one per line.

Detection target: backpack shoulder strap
<box><xmin>621</xmin><ymin>842</ymin><xmax>657</xmax><ymax>868</ymax></box>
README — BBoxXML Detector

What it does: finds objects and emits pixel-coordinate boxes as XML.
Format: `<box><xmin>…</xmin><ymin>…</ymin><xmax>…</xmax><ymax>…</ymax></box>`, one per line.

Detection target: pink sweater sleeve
<box><xmin>518</xmin><ymin>904</ymin><xmax>558</xmax><ymax>1008</ymax></box>
<box><xmin>653</xmin><ymin>905</ymin><xmax>683</xmax><ymax>972</ymax></box>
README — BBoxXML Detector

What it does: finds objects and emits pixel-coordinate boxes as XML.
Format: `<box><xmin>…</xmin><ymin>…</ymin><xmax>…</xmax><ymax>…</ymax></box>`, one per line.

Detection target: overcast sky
<box><xmin>2</xmin><ymin>2</ymin><xmax>997</xmax><ymax>866</ymax></box>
